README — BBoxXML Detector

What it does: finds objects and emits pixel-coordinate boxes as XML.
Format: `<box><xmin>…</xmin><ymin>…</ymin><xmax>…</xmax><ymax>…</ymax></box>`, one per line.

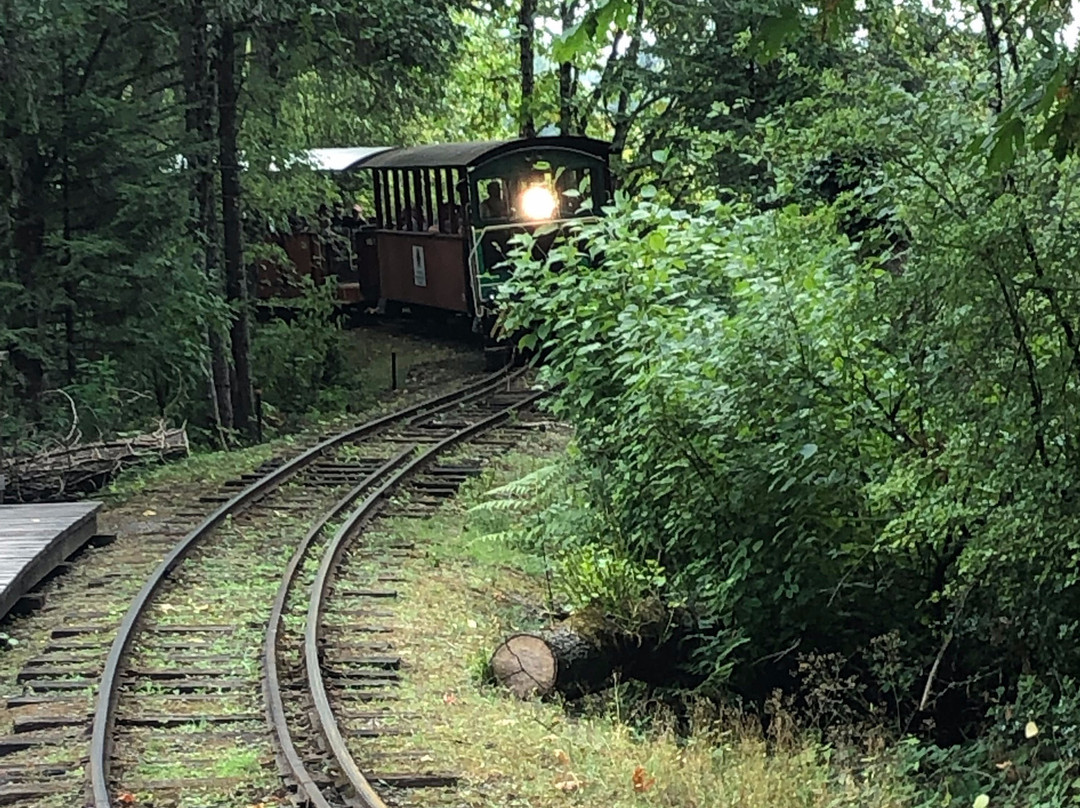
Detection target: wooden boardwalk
<box><xmin>0</xmin><ymin>502</ymin><xmax>101</xmax><ymax>620</ymax></box>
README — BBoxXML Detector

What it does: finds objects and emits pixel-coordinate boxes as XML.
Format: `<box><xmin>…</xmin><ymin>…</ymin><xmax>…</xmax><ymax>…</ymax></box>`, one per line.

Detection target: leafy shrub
<box><xmin>898</xmin><ymin>676</ymin><xmax>1080</xmax><ymax>807</ymax></box>
<box><xmin>250</xmin><ymin>279</ymin><xmax>345</xmax><ymax>419</ymax></box>
<box><xmin>555</xmin><ymin>543</ymin><xmax>667</xmax><ymax>621</ymax></box>
<box><xmin>64</xmin><ymin>356</ymin><xmax>127</xmax><ymax>437</ymax></box>
<box><xmin>499</xmin><ymin>162</ymin><xmax>1080</xmax><ymax>732</ymax></box>
<box><xmin>501</xmin><ymin>197</ymin><xmax>895</xmax><ymax>684</ymax></box>
<box><xmin>469</xmin><ymin>456</ymin><xmax>670</xmax><ymax>629</ymax></box>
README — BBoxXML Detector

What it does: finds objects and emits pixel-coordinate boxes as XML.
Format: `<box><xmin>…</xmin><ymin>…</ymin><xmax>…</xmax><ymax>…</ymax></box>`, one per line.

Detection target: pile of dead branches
<box><xmin>0</xmin><ymin>423</ymin><xmax>189</xmax><ymax>502</ymax></box>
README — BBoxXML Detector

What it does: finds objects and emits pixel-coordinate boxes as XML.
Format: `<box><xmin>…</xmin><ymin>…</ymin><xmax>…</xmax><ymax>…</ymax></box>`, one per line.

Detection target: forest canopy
<box><xmin>0</xmin><ymin>0</ymin><xmax>464</xmax><ymax>446</ymax></box>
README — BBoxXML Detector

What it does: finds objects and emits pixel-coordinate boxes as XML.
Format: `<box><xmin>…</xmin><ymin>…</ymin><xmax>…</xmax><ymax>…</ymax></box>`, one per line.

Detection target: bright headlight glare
<box><xmin>521</xmin><ymin>186</ymin><xmax>557</xmax><ymax>220</ymax></box>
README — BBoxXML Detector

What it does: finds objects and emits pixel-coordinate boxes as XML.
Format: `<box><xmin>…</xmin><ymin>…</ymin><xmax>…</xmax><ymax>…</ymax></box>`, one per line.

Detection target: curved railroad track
<box><xmin>84</xmin><ymin>368</ymin><xmax>541</xmax><ymax>807</ymax></box>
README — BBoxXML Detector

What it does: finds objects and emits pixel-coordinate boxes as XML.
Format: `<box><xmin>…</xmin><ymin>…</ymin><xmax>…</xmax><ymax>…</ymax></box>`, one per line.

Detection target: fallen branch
<box><xmin>918</xmin><ymin>629</ymin><xmax>953</xmax><ymax>713</ymax></box>
<box><xmin>1</xmin><ymin>422</ymin><xmax>189</xmax><ymax>502</ymax></box>
<box><xmin>43</xmin><ymin>388</ymin><xmax>81</xmax><ymax>446</ymax></box>
<box><xmin>917</xmin><ymin>587</ymin><xmax>971</xmax><ymax>714</ymax></box>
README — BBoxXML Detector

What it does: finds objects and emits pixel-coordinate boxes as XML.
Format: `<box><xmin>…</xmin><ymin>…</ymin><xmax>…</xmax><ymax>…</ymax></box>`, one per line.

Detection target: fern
<box><xmin>470</xmin><ymin>462</ymin><xmax>562</xmax><ymax>508</ymax></box>
<box><xmin>468</xmin><ymin>498</ymin><xmax>527</xmax><ymax>515</ymax></box>
<box><xmin>470</xmin><ymin>529</ymin><xmax>517</xmax><ymax>545</ymax></box>
<box><xmin>468</xmin><ymin>462</ymin><xmax>566</xmax><ymax>539</ymax></box>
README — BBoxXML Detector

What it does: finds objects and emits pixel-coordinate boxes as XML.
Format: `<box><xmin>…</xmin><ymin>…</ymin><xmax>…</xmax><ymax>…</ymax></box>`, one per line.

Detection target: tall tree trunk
<box><xmin>61</xmin><ymin>81</ymin><xmax>77</xmax><ymax>383</ymax></box>
<box><xmin>559</xmin><ymin>0</ymin><xmax>577</xmax><ymax>134</ymax></box>
<box><xmin>182</xmin><ymin>0</ymin><xmax>232</xmax><ymax>440</ymax></box>
<box><xmin>9</xmin><ymin>154</ymin><xmax>48</xmax><ymax>421</ymax></box>
<box><xmin>612</xmin><ymin>0</ymin><xmax>646</xmax><ymax>153</ymax></box>
<box><xmin>217</xmin><ymin>22</ymin><xmax>254</xmax><ymax>439</ymax></box>
<box><xmin>518</xmin><ymin>0</ymin><xmax>537</xmax><ymax>138</ymax></box>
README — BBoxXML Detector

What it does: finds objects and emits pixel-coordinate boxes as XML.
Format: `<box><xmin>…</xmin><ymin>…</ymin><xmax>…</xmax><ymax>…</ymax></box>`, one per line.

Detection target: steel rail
<box><xmin>263</xmin><ymin>445</ymin><xmax>417</xmax><ymax>808</ymax></box>
<box><xmin>89</xmin><ymin>367</ymin><xmax>521</xmax><ymax>808</ymax></box>
<box><xmin>303</xmin><ymin>388</ymin><xmax>546</xmax><ymax>808</ymax></box>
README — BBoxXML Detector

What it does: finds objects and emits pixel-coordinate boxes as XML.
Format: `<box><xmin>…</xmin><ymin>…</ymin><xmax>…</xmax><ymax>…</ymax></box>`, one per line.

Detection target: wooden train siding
<box><xmin>0</xmin><ymin>502</ymin><xmax>101</xmax><ymax>620</ymax></box>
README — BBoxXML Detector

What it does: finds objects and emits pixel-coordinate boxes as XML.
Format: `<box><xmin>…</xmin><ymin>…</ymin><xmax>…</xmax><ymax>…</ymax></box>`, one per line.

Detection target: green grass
<box><xmin>213</xmin><ymin>746</ymin><xmax>262</xmax><ymax>778</ymax></box>
<box><xmin>105</xmin><ymin>440</ymin><xmax>284</xmax><ymax>501</ymax></box>
<box><xmin>350</xmin><ymin>430</ymin><xmax>917</xmax><ymax>808</ymax></box>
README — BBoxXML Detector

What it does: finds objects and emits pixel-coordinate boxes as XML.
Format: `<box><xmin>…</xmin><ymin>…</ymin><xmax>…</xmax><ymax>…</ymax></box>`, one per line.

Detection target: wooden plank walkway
<box><xmin>0</xmin><ymin>502</ymin><xmax>101</xmax><ymax>620</ymax></box>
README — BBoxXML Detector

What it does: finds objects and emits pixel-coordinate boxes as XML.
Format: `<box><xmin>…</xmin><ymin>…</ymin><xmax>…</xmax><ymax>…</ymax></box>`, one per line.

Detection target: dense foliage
<box><xmin>495</xmin><ymin>1</ymin><xmax>1080</xmax><ymax>803</ymax></box>
<box><xmin>6</xmin><ymin>0</ymin><xmax>1080</xmax><ymax>797</ymax></box>
<box><xmin>0</xmin><ymin>0</ymin><xmax>463</xmax><ymax>451</ymax></box>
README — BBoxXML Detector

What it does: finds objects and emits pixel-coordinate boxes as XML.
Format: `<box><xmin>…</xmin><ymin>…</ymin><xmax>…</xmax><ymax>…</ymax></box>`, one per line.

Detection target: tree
<box><xmin>558</xmin><ymin>0</ymin><xmax>578</xmax><ymax>133</ymax></box>
<box><xmin>1</xmin><ymin>0</ymin><xmax>465</xmax><ymax>447</ymax></box>
<box><xmin>181</xmin><ymin>0</ymin><xmax>233</xmax><ymax>439</ymax></box>
<box><xmin>1</xmin><ymin>1</ymin><xmax>211</xmax><ymax>440</ymax></box>
<box><xmin>217</xmin><ymin>20</ymin><xmax>254</xmax><ymax>437</ymax></box>
<box><xmin>498</xmin><ymin>3</ymin><xmax>1080</xmax><ymax>801</ymax></box>
<box><xmin>519</xmin><ymin>0</ymin><xmax>538</xmax><ymax>137</ymax></box>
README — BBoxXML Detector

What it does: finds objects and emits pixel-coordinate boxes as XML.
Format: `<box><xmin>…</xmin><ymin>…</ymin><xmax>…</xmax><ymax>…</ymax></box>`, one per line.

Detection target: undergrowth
<box><xmin>383</xmin><ymin>434</ymin><xmax>923</xmax><ymax>808</ymax></box>
<box><xmin>463</xmin><ymin>438</ymin><xmax>1079</xmax><ymax>807</ymax></box>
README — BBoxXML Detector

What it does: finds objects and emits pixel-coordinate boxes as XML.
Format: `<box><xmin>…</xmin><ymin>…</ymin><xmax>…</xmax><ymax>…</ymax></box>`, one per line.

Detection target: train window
<box><xmin>448</xmin><ymin>169</ymin><xmax>465</xmax><ymax>233</ymax></box>
<box><xmin>402</xmin><ymin>170</ymin><xmax>416</xmax><ymax>230</ymax></box>
<box><xmin>474</xmin><ymin>162</ymin><xmax>602</xmax><ymax>225</ymax></box>
<box><xmin>433</xmin><ymin>170</ymin><xmax>445</xmax><ymax>232</ymax></box>
<box><xmin>478</xmin><ymin>179</ymin><xmax>510</xmax><ymax>222</ymax></box>
<box><xmin>391</xmin><ymin>170</ymin><xmax>405</xmax><ymax>229</ymax></box>
<box><xmin>412</xmin><ymin>170</ymin><xmax>427</xmax><ymax>231</ymax></box>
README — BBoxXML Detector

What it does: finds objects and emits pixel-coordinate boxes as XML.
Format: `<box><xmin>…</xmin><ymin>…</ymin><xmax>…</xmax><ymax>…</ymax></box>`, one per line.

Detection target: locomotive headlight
<box><xmin>520</xmin><ymin>186</ymin><xmax>557</xmax><ymax>220</ymax></box>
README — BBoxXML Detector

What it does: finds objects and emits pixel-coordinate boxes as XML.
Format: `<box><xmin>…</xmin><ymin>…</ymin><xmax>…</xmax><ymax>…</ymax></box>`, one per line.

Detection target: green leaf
<box><xmin>973</xmin><ymin>796</ymin><xmax>990</xmax><ymax>808</ymax></box>
<box><xmin>819</xmin><ymin>0</ymin><xmax>857</xmax><ymax>38</ymax></box>
<box><xmin>552</xmin><ymin>22</ymin><xmax>591</xmax><ymax>63</ymax></box>
<box><xmin>754</xmin><ymin>7</ymin><xmax>801</xmax><ymax>60</ymax></box>
<box><xmin>799</xmin><ymin>443</ymin><xmax>818</xmax><ymax>459</ymax></box>
<box><xmin>987</xmin><ymin>118</ymin><xmax>1024</xmax><ymax>171</ymax></box>
<box><xmin>1028</xmin><ymin>63</ymin><xmax>1068</xmax><ymax>117</ymax></box>
<box><xmin>1033</xmin><ymin>113</ymin><xmax>1060</xmax><ymax>151</ymax></box>
<box><xmin>552</xmin><ymin>0</ymin><xmax>634</xmax><ymax>61</ymax></box>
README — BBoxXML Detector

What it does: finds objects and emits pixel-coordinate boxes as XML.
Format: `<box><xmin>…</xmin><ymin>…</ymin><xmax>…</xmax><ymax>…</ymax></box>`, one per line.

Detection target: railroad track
<box><xmin>78</xmin><ymin>368</ymin><xmax>542</xmax><ymax>807</ymax></box>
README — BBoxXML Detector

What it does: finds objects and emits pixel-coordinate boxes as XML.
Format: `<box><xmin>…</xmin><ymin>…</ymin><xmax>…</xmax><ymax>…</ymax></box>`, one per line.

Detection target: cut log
<box><xmin>490</xmin><ymin>628</ymin><xmax>616</xmax><ymax>699</ymax></box>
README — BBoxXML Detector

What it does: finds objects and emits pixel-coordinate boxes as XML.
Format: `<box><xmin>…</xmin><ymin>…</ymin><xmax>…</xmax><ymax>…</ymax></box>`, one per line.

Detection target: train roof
<box><xmin>360</xmin><ymin>137</ymin><xmax>611</xmax><ymax>170</ymax></box>
<box><xmin>303</xmin><ymin>146</ymin><xmax>394</xmax><ymax>171</ymax></box>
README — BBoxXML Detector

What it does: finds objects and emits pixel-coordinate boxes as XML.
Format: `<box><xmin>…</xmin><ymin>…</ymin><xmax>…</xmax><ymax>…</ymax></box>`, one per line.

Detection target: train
<box><xmin>257</xmin><ymin>136</ymin><xmax>613</xmax><ymax>337</ymax></box>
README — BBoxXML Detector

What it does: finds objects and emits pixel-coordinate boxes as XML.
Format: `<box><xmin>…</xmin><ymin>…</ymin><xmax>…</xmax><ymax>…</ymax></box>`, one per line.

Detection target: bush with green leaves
<box><xmin>894</xmin><ymin>676</ymin><xmax>1080</xmax><ymax>807</ymax></box>
<box><xmin>250</xmin><ymin>279</ymin><xmax>346</xmax><ymax>420</ymax></box>
<box><xmin>502</xmin><ymin>197</ymin><xmax>891</xmax><ymax>684</ymax></box>
<box><xmin>499</xmin><ymin>124</ymin><xmax>1080</xmax><ymax>717</ymax></box>
<box><xmin>471</xmin><ymin>457</ymin><xmax>672</xmax><ymax>626</ymax></box>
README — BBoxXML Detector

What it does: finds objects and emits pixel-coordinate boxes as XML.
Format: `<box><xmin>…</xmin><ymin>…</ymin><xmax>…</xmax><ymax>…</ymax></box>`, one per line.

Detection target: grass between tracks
<box><xmin>382</xmin><ymin>429</ymin><xmax>915</xmax><ymax>808</ymax></box>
